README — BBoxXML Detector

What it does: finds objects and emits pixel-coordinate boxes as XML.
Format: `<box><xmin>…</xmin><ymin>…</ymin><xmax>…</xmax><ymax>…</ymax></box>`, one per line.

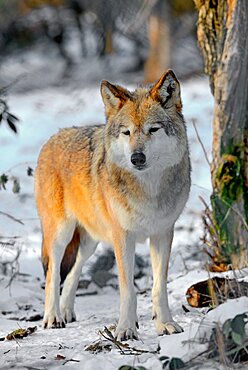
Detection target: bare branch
<box><xmin>0</xmin><ymin>211</ymin><xmax>24</xmax><ymax>225</ymax></box>
<box><xmin>192</xmin><ymin>119</ymin><xmax>211</xmax><ymax>166</ymax></box>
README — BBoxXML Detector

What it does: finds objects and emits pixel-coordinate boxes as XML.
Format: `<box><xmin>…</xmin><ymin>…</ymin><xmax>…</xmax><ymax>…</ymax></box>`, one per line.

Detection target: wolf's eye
<box><xmin>122</xmin><ymin>130</ymin><xmax>130</xmax><ymax>136</ymax></box>
<box><xmin>149</xmin><ymin>127</ymin><xmax>160</xmax><ymax>134</ymax></box>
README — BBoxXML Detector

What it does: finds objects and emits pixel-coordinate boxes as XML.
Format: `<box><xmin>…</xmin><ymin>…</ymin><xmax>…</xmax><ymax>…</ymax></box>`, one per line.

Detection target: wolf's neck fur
<box><xmin>135</xmin><ymin>167</ymin><xmax>165</xmax><ymax>197</ymax></box>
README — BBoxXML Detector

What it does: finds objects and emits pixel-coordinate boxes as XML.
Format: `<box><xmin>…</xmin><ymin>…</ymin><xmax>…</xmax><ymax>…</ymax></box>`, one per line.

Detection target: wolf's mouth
<box><xmin>133</xmin><ymin>164</ymin><xmax>147</xmax><ymax>171</ymax></box>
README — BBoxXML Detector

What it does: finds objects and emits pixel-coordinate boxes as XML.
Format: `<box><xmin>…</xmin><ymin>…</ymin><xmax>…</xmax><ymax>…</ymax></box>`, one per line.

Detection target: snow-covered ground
<box><xmin>1</xmin><ymin>73</ymin><xmax>247</xmax><ymax>369</ymax></box>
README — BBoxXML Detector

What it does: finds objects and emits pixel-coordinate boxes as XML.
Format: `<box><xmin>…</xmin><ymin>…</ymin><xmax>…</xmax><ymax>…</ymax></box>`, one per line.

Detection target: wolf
<box><xmin>35</xmin><ymin>69</ymin><xmax>191</xmax><ymax>341</ymax></box>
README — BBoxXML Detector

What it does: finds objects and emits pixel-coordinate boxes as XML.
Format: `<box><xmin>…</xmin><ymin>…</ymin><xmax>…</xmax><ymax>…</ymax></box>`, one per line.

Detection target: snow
<box><xmin>197</xmin><ymin>296</ymin><xmax>248</xmax><ymax>338</ymax></box>
<box><xmin>1</xmin><ymin>70</ymin><xmax>247</xmax><ymax>369</ymax></box>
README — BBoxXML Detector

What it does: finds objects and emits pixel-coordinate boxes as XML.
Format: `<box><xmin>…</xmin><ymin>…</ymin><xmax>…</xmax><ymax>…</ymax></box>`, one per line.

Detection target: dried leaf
<box><xmin>209</xmin><ymin>262</ymin><xmax>230</xmax><ymax>272</ymax></box>
<box><xmin>12</xmin><ymin>178</ymin><xmax>20</xmax><ymax>194</ymax></box>
<box><xmin>27</xmin><ymin>167</ymin><xmax>34</xmax><ymax>176</ymax></box>
<box><xmin>25</xmin><ymin>326</ymin><xmax>37</xmax><ymax>334</ymax></box>
<box><xmin>222</xmin><ymin>154</ymin><xmax>237</xmax><ymax>163</ymax></box>
<box><xmin>186</xmin><ymin>277</ymin><xmax>248</xmax><ymax>307</ymax></box>
<box><xmin>0</xmin><ymin>173</ymin><xmax>8</xmax><ymax>190</ymax></box>
<box><xmin>55</xmin><ymin>354</ymin><xmax>66</xmax><ymax>360</ymax></box>
<box><xmin>85</xmin><ymin>340</ymin><xmax>112</xmax><ymax>353</ymax></box>
<box><xmin>6</xmin><ymin>326</ymin><xmax>37</xmax><ymax>340</ymax></box>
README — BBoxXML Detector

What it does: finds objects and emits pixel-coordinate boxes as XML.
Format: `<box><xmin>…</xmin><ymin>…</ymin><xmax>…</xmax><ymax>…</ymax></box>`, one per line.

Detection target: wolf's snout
<box><xmin>131</xmin><ymin>152</ymin><xmax>146</xmax><ymax>167</ymax></box>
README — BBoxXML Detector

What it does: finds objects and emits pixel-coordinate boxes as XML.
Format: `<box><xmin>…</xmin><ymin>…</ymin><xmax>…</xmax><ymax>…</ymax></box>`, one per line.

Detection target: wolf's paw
<box><xmin>61</xmin><ymin>307</ymin><xmax>76</xmax><ymax>323</ymax></box>
<box><xmin>115</xmin><ymin>320</ymin><xmax>139</xmax><ymax>341</ymax></box>
<box><xmin>155</xmin><ymin>321</ymin><xmax>183</xmax><ymax>335</ymax></box>
<box><xmin>43</xmin><ymin>312</ymin><xmax>65</xmax><ymax>329</ymax></box>
<box><xmin>115</xmin><ymin>326</ymin><xmax>138</xmax><ymax>341</ymax></box>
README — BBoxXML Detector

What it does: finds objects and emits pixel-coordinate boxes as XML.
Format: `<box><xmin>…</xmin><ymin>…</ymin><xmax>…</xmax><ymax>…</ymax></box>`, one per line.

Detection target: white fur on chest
<box><xmin>111</xmin><ymin>166</ymin><xmax>189</xmax><ymax>238</ymax></box>
<box><xmin>131</xmin><ymin>193</ymin><xmax>187</xmax><ymax>237</ymax></box>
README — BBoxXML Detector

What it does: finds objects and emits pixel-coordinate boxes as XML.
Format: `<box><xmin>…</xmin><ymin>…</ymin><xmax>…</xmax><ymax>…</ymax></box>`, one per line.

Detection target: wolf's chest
<box><xmin>134</xmin><ymin>195</ymin><xmax>187</xmax><ymax>236</ymax></box>
<box><xmin>111</xmin><ymin>187</ymin><xmax>188</xmax><ymax>237</ymax></box>
<box><xmin>108</xmin><ymin>159</ymin><xmax>190</xmax><ymax>237</ymax></box>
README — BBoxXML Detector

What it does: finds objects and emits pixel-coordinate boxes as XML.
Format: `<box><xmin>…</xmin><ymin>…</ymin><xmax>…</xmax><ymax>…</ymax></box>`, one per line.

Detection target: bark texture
<box><xmin>194</xmin><ymin>0</ymin><xmax>248</xmax><ymax>264</ymax></box>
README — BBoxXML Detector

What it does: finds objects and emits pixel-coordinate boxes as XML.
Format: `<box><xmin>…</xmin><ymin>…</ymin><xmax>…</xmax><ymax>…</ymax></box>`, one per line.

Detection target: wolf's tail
<box><xmin>42</xmin><ymin>228</ymin><xmax>80</xmax><ymax>284</ymax></box>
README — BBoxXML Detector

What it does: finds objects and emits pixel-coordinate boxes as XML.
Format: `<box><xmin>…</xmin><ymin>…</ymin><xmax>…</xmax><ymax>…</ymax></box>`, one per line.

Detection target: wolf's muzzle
<box><xmin>131</xmin><ymin>152</ymin><xmax>146</xmax><ymax>169</ymax></box>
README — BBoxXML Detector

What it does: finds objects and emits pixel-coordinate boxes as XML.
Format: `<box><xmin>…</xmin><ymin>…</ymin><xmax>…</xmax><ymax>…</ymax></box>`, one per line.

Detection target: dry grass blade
<box><xmin>215</xmin><ymin>324</ymin><xmax>228</xmax><ymax>365</ymax></box>
<box><xmin>192</xmin><ymin>119</ymin><xmax>211</xmax><ymax>166</ymax></box>
<box><xmin>208</xmin><ymin>277</ymin><xmax>219</xmax><ymax>307</ymax></box>
<box><xmin>98</xmin><ymin>328</ymin><xmax>127</xmax><ymax>354</ymax></box>
<box><xmin>199</xmin><ymin>196</ymin><xmax>231</xmax><ymax>271</ymax></box>
<box><xmin>199</xmin><ymin>196</ymin><xmax>221</xmax><ymax>246</ymax></box>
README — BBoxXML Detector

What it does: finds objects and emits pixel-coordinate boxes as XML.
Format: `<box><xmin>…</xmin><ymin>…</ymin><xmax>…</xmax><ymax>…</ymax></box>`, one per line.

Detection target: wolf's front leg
<box><xmin>150</xmin><ymin>228</ymin><xmax>183</xmax><ymax>335</ymax></box>
<box><xmin>114</xmin><ymin>233</ymin><xmax>138</xmax><ymax>341</ymax></box>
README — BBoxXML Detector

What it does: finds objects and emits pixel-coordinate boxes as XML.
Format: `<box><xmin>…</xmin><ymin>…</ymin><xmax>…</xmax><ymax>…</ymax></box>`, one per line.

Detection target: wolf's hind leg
<box><xmin>43</xmin><ymin>219</ymin><xmax>76</xmax><ymax>329</ymax></box>
<box><xmin>150</xmin><ymin>228</ymin><xmax>183</xmax><ymax>335</ymax></box>
<box><xmin>60</xmin><ymin>230</ymin><xmax>97</xmax><ymax>323</ymax></box>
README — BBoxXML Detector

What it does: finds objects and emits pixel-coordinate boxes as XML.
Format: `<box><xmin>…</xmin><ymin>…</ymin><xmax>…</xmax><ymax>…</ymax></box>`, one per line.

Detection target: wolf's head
<box><xmin>101</xmin><ymin>70</ymin><xmax>188</xmax><ymax>174</ymax></box>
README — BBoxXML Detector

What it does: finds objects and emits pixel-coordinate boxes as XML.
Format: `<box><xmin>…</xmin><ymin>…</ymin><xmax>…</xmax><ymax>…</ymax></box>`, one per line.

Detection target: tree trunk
<box><xmin>194</xmin><ymin>0</ymin><xmax>248</xmax><ymax>266</ymax></box>
<box><xmin>144</xmin><ymin>0</ymin><xmax>171</xmax><ymax>82</ymax></box>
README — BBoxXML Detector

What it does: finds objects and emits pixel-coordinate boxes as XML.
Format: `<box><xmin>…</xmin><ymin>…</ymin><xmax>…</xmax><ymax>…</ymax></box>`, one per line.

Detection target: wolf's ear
<box><xmin>151</xmin><ymin>70</ymin><xmax>182</xmax><ymax>112</ymax></box>
<box><xmin>101</xmin><ymin>80</ymin><xmax>131</xmax><ymax>117</ymax></box>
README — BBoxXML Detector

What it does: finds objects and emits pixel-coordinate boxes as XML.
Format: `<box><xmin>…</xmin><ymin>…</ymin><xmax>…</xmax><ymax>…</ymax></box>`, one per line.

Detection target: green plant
<box><xmin>209</xmin><ymin>142</ymin><xmax>248</xmax><ymax>268</ymax></box>
<box><xmin>216</xmin><ymin>152</ymin><xmax>243</xmax><ymax>206</ymax></box>
<box><xmin>159</xmin><ymin>356</ymin><xmax>185</xmax><ymax>369</ymax></box>
<box><xmin>0</xmin><ymin>96</ymin><xmax>20</xmax><ymax>133</ymax></box>
<box><xmin>208</xmin><ymin>313</ymin><xmax>248</xmax><ymax>363</ymax></box>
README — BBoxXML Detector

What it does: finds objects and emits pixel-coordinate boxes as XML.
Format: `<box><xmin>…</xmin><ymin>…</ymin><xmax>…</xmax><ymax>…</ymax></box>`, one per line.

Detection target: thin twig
<box><xmin>98</xmin><ymin>327</ymin><xmax>159</xmax><ymax>356</ymax></box>
<box><xmin>99</xmin><ymin>329</ymin><xmax>125</xmax><ymax>354</ymax></box>
<box><xmin>4</xmin><ymin>161</ymin><xmax>36</xmax><ymax>174</ymax></box>
<box><xmin>0</xmin><ymin>211</ymin><xmax>24</xmax><ymax>225</ymax></box>
<box><xmin>62</xmin><ymin>358</ymin><xmax>80</xmax><ymax>365</ymax></box>
<box><xmin>192</xmin><ymin>119</ymin><xmax>211</xmax><ymax>166</ymax></box>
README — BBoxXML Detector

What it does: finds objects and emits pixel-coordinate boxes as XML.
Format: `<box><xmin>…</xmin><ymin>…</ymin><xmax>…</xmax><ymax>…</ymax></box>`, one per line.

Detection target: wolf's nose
<box><xmin>131</xmin><ymin>152</ymin><xmax>146</xmax><ymax>166</ymax></box>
